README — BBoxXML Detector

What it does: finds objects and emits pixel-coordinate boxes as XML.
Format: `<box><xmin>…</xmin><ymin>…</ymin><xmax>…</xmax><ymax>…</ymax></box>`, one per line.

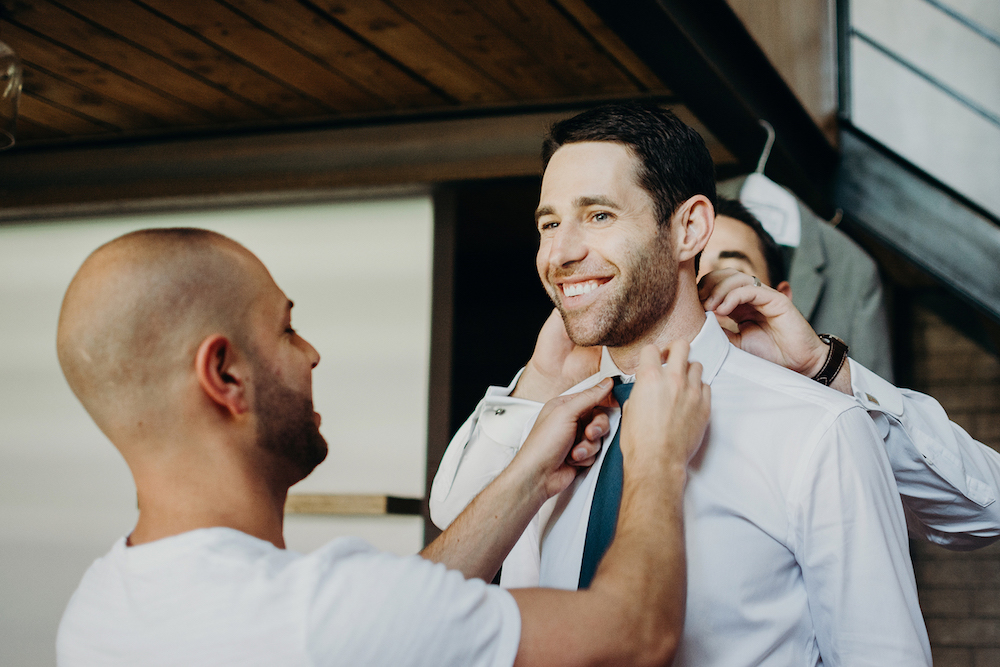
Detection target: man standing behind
<box><xmin>431</xmin><ymin>104</ymin><xmax>931</xmax><ymax>666</ymax></box>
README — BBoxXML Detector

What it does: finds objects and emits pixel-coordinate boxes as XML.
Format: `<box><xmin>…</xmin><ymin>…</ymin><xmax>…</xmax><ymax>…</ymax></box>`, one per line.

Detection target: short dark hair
<box><xmin>715</xmin><ymin>197</ymin><xmax>787</xmax><ymax>285</ymax></box>
<box><xmin>541</xmin><ymin>103</ymin><xmax>717</xmax><ymax>228</ymax></box>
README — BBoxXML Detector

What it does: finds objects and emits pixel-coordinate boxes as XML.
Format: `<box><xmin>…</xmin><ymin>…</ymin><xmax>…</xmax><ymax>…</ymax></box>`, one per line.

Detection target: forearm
<box><xmin>510</xmin><ymin>343</ymin><xmax>706</xmax><ymax>667</ymax></box>
<box><xmin>849</xmin><ymin>358</ymin><xmax>1000</xmax><ymax>547</ymax></box>
<box><xmin>512</xmin><ymin>464</ymin><xmax>687</xmax><ymax>667</ymax></box>
<box><xmin>424</xmin><ymin>379</ymin><xmax>616</xmax><ymax>579</ymax></box>
<box><xmin>591</xmin><ymin>462</ymin><xmax>688</xmax><ymax>659</ymax></box>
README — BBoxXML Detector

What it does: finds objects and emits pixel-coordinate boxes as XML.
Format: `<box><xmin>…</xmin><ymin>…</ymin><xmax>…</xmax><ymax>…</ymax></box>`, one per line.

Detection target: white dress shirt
<box><xmin>432</xmin><ymin>314</ymin><xmax>931</xmax><ymax>667</ymax></box>
<box><xmin>849</xmin><ymin>359</ymin><xmax>1000</xmax><ymax>548</ymax></box>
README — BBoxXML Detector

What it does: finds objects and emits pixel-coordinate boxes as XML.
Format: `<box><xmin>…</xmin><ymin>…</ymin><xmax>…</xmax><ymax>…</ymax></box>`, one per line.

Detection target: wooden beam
<box><xmin>0</xmin><ymin>100</ymin><xmax>735</xmax><ymax>221</ymax></box>
<box><xmin>834</xmin><ymin>128</ymin><xmax>1000</xmax><ymax>324</ymax></box>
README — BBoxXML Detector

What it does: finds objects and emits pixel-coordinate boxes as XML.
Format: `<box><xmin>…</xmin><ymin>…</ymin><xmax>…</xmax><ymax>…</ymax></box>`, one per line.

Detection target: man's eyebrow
<box><xmin>535</xmin><ymin>196</ymin><xmax>621</xmax><ymax>223</ymax></box>
<box><xmin>575</xmin><ymin>195</ymin><xmax>619</xmax><ymax>210</ymax></box>
<box><xmin>718</xmin><ymin>250</ymin><xmax>752</xmax><ymax>262</ymax></box>
<box><xmin>534</xmin><ymin>205</ymin><xmax>554</xmax><ymax>223</ymax></box>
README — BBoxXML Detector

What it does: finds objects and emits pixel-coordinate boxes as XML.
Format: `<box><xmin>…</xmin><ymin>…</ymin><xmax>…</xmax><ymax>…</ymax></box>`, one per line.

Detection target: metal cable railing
<box><xmin>919</xmin><ymin>0</ymin><xmax>1000</xmax><ymax>49</ymax></box>
<box><xmin>850</xmin><ymin>28</ymin><xmax>1000</xmax><ymax>130</ymax></box>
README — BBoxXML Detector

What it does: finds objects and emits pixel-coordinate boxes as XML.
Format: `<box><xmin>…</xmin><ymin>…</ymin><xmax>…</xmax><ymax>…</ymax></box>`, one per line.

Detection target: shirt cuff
<box><xmin>849</xmin><ymin>357</ymin><xmax>904</xmax><ymax>418</ymax></box>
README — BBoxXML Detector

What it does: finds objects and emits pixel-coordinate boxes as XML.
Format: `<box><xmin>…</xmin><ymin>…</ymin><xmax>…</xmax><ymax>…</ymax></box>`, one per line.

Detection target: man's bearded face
<box><xmin>253</xmin><ymin>359</ymin><xmax>328</xmax><ymax>484</ymax></box>
<box><xmin>536</xmin><ymin>142</ymin><xmax>679</xmax><ymax>348</ymax></box>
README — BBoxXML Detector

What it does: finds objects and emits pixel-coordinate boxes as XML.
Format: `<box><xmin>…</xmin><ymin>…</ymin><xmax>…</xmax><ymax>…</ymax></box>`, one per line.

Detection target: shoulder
<box><xmin>719</xmin><ymin>344</ymin><xmax>860</xmax><ymax>418</ymax></box>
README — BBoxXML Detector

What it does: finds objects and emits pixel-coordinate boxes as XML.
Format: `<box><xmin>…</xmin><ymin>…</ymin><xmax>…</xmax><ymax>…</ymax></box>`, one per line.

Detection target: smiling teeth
<box><xmin>563</xmin><ymin>280</ymin><xmax>601</xmax><ymax>297</ymax></box>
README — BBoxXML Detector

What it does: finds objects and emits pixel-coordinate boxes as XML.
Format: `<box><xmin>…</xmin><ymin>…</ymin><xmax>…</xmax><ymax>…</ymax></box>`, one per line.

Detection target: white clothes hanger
<box><xmin>738</xmin><ymin>119</ymin><xmax>802</xmax><ymax>247</ymax></box>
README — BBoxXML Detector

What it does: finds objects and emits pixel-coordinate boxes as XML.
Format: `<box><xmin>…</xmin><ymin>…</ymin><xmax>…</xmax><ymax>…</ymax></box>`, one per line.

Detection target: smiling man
<box><xmin>431</xmin><ymin>104</ymin><xmax>931</xmax><ymax>666</ymax></box>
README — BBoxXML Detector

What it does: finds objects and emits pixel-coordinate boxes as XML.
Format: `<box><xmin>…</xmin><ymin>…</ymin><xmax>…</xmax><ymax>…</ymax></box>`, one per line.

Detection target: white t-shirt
<box><xmin>57</xmin><ymin>527</ymin><xmax>520</xmax><ymax>667</ymax></box>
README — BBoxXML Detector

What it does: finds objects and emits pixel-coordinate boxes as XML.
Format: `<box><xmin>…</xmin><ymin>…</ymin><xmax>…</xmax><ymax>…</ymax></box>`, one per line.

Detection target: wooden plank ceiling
<box><xmin>0</xmin><ymin>0</ymin><xmax>684</xmax><ymax>147</ymax></box>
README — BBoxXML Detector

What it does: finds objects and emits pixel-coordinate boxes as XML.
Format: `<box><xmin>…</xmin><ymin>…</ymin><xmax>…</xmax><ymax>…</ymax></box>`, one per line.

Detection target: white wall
<box><xmin>0</xmin><ymin>194</ymin><xmax>434</xmax><ymax>666</ymax></box>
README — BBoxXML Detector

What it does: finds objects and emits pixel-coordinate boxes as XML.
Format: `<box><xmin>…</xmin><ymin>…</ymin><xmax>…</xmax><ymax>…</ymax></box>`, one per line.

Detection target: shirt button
<box><xmin>494</xmin><ymin>408</ymin><xmax>506</xmax><ymax>416</ymax></box>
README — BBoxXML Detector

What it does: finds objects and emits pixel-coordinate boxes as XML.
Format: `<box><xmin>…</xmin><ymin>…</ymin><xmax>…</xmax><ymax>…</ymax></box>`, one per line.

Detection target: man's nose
<box><xmin>546</xmin><ymin>222</ymin><xmax>587</xmax><ymax>268</ymax></box>
<box><xmin>302</xmin><ymin>337</ymin><xmax>321</xmax><ymax>368</ymax></box>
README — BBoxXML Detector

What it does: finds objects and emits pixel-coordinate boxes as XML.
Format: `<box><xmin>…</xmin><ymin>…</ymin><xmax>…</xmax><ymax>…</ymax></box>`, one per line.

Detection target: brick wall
<box><xmin>909</xmin><ymin>305</ymin><xmax>1000</xmax><ymax>667</ymax></box>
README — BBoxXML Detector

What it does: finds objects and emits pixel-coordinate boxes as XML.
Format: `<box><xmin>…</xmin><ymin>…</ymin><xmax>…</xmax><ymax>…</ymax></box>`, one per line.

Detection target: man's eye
<box><xmin>540</xmin><ymin>220</ymin><xmax>559</xmax><ymax>231</ymax></box>
<box><xmin>593</xmin><ymin>211</ymin><xmax>610</xmax><ymax>222</ymax></box>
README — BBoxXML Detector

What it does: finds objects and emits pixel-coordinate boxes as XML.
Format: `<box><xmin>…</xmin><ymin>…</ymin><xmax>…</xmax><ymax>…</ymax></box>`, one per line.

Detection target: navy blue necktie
<box><xmin>578</xmin><ymin>378</ymin><xmax>633</xmax><ymax>589</ymax></box>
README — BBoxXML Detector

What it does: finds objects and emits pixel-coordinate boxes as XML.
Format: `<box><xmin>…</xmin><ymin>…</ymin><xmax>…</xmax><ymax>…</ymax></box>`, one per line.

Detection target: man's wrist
<box><xmin>511</xmin><ymin>362</ymin><xmax>565</xmax><ymax>402</ymax></box>
<box><xmin>810</xmin><ymin>334</ymin><xmax>849</xmax><ymax>387</ymax></box>
<box><xmin>801</xmin><ymin>335</ymin><xmax>831</xmax><ymax>379</ymax></box>
<box><xmin>500</xmin><ymin>452</ymin><xmax>550</xmax><ymax>511</ymax></box>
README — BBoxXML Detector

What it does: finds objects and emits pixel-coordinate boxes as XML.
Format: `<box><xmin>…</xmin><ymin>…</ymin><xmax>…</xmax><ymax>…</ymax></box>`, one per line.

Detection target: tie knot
<box><xmin>612</xmin><ymin>378</ymin><xmax>633</xmax><ymax>405</ymax></box>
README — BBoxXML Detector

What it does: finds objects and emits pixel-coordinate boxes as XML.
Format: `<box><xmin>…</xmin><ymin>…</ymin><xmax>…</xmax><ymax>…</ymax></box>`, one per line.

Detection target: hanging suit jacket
<box><xmin>718</xmin><ymin>176</ymin><xmax>894</xmax><ymax>381</ymax></box>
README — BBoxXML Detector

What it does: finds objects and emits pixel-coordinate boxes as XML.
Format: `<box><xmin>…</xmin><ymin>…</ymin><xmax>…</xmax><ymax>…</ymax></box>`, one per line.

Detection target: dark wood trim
<box><xmin>834</xmin><ymin>128</ymin><xmax>1000</xmax><ymax>324</ymax></box>
<box><xmin>836</xmin><ymin>0</ymin><xmax>852</xmax><ymax>121</ymax></box>
<box><xmin>424</xmin><ymin>185</ymin><xmax>457</xmax><ymax>545</ymax></box>
<box><xmin>0</xmin><ymin>97</ymin><xmax>715</xmax><ymax>222</ymax></box>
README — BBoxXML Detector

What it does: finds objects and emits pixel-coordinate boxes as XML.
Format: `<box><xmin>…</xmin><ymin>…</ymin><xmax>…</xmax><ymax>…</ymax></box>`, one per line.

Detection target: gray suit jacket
<box><xmin>718</xmin><ymin>177</ymin><xmax>894</xmax><ymax>381</ymax></box>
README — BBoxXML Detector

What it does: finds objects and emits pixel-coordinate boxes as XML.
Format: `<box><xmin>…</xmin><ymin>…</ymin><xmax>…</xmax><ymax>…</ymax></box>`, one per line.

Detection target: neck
<box><xmin>607</xmin><ymin>276</ymin><xmax>706</xmax><ymax>374</ymax></box>
<box><xmin>126</xmin><ymin>438</ymin><xmax>289</xmax><ymax>549</ymax></box>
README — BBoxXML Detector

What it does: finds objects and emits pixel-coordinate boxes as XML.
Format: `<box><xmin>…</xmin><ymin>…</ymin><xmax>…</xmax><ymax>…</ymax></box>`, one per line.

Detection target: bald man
<box><xmin>55</xmin><ymin>227</ymin><xmax>710</xmax><ymax>667</ymax></box>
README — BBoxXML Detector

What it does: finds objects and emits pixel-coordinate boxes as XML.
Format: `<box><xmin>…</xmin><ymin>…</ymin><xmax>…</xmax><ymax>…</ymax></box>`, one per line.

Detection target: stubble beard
<box><xmin>252</xmin><ymin>361</ymin><xmax>329</xmax><ymax>485</ymax></box>
<box><xmin>549</xmin><ymin>229</ymin><xmax>678</xmax><ymax>349</ymax></box>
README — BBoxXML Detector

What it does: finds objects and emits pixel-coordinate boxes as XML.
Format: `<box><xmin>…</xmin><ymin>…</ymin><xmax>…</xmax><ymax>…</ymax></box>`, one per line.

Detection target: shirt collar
<box><xmin>597</xmin><ymin>312</ymin><xmax>729</xmax><ymax>386</ymax></box>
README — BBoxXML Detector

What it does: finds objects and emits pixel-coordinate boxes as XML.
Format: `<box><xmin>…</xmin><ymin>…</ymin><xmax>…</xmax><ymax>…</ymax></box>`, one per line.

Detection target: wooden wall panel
<box><xmin>475</xmin><ymin>0</ymin><xmax>640</xmax><ymax>94</ymax></box>
<box><xmin>725</xmin><ymin>0</ymin><xmax>839</xmax><ymax>143</ymax></box>
<box><xmin>1</xmin><ymin>22</ymin><xmax>215</xmax><ymax>126</ymax></box>
<box><xmin>2</xmin><ymin>1</ymin><xmax>269</xmax><ymax>122</ymax></box>
<box><xmin>16</xmin><ymin>93</ymin><xmax>113</xmax><ymax>135</ymax></box>
<box><xmin>308</xmin><ymin>0</ymin><xmax>512</xmax><ymax>103</ymax></box>
<box><xmin>55</xmin><ymin>0</ymin><xmax>329</xmax><ymax>117</ymax></box>
<box><xmin>555</xmin><ymin>0</ymin><xmax>667</xmax><ymax>91</ymax></box>
<box><xmin>382</xmin><ymin>0</ymin><xmax>570</xmax><ymax>99</ymax></box>
<box><xmin>223</xmin><ymin>0</ymin><xmax>447</xmax><ymax>107</ymax></box>
<box><xmin>139</xmin><ymin>0</ymin><xmax>384</xmax><ymax>112</ymax></box>
<box><xmin>0</xmin><ymin>0</ymin><xmax>667</xmax><ymax>145</ymax></box>
<box><xmin>21</xmin><ymin>66</ymin><xmax>160</xmax><ymax>130</ymax></box>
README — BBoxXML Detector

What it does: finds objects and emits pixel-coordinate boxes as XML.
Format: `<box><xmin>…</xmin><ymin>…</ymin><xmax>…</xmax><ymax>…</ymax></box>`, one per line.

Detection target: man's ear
<box><xmin>672</xmin><ymin>195</ymin><xmax>715</xmax><ymax>264</ymax></box>
<box><xmin>195</xmin><ymin>334</ymin><xmax>250</xmax><ymax>416</ymax></box>
<box><xmin>776</xmin><ymin>280</ymin><xmax>793</xmax><ymax>300</ymax></box>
